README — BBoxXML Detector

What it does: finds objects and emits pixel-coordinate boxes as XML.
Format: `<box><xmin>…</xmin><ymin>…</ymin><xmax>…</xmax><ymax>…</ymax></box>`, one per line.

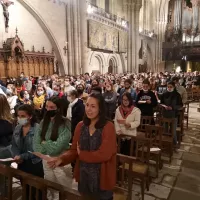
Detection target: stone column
<box><xmin>174</xmin><ymin>0</ymin><xmax>182</xmax><ymax>31</ymax></box>
<box><xmin>66</xmin><ymin>1</ymin><xmax>73</xmax><ymax>75</ymax></box>
<box><xmin>134</xmin><ymin>2</ymin><xmax>142</xmax><ymax>73</ymax></box>
<box><xmin>80</xmin><ymin>0</ymin><xmax>89</xmax><ymax>74</ymax></box>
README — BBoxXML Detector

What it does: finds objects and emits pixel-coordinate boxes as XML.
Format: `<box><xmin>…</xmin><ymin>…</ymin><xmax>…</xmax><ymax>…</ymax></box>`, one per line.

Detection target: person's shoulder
<box><xmin>104</xmin><ymin>120</ymin><xmax>115</xmax><ymax>130</ymax></box>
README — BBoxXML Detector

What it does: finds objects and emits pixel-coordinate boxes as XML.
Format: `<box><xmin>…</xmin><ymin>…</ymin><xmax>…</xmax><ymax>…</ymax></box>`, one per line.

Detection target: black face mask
<box><xmin>46</xmin><ymin>110</ymin><xmax>57</xmax><ymax>118</ymax></box>
<box><xmin>77</xmin><ymin>88</ymin><xmax>84</xmax><ymax>93</ymax></box>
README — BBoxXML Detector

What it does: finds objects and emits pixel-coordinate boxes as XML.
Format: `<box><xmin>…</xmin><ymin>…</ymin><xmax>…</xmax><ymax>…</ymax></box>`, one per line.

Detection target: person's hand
<box><xmin>146</xmin><ymin>100</ymin><xmax>151</xmax><ymax>104</ymax></box>
<box><xmin>77</xmin><ymin>142</ymin><xmax>80</xmax><ymax>155</ymax></box>
<box><xmin>14</xmin><ymin>156</ymin><xmax>23</xmax><ymax>164</ymax></box>
<box><xmin>117</xmin><ymin>119</ymin><xmax>125</xmax><ymax>124</ymax></box>
<box><xmin>47</xmin><ymin>157</ymin><xmax>62</xmax><ymax>169</ymax></box>
<box><xmin>42</xmin><ymin>141</ymin><xmax>46</xmax><ymax>144</ymax></box>
<box><xmin>166</xmin><ymin>106</ymin><xmax>172</xmax><ymax>110</ymax></box>
<box><xmin>125</xmin><ymin>123</ymin><xmax>131</xmax><ymax>129</ymax></box>
<box><xmin>116</xmin><ymin>130</ymin><xmax>123</xmax><ymax>135</ymax></box>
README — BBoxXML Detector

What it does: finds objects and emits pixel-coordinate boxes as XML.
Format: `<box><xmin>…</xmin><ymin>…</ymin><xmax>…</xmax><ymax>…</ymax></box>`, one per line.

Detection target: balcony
<box><xmin>139</xmin><ymin>29</ymin><xmax>157</xmax><ymax>39</ymax></box>
<box><xmin>86</xmin><ymin>3</ymin><xmax>128</xmax><ymax>31</ymax></box>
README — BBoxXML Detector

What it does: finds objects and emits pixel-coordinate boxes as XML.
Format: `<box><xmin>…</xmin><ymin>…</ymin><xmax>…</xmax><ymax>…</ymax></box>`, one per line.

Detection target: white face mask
<box><xmin>65</xmin><ymin>81</ymin><xmax>70</xmax><ymax>86</ymax></box>
<box><xmin>67</xmin><ymin>96</ymin><xmax>73</xmax><ymax>103</ymax></box>
<box><xmin>167</xmin><ymin>88</ymin><xmax>174</xmax><ymax>92</ymax></box>
<box><xmin>143</xmin><ymin>89</ymin><xmax>148</xmax><ymax>92</ymax></box>
<box><xmin>37</xmin><ymin>91</ymin><xmax>44</xmax><ymax>96</ymax></box>
<box><xmin>18</xmin><ymin>118</ymin><xmax>28</xmax><ymax>126</ymax></box>
<box><xmin>25</xmin><ymin>94</ymin><xmax>30</xmax><ymax>100</ymax></box>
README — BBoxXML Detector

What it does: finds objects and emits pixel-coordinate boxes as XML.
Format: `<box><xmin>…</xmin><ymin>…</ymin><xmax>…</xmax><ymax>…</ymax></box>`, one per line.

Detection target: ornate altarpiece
<box><xmin>0</xmin><ymin>33</ymin><xmax>55</xmax><ymax>80</ymax></box>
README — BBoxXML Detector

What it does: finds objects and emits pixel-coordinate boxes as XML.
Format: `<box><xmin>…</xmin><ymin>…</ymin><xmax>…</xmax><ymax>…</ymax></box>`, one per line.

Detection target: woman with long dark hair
<box><xmin>33</xmin><ymin>96</ymin><xmax>71</xmax><ymax>200</ymax></box>
<box><xmin>48</xmin><ymin>93</ymin><xmax>117</xmax><ymax>200</ymax></box>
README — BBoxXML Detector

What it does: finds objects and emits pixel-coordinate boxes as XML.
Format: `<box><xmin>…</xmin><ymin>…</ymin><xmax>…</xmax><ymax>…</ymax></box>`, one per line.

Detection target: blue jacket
<box><xmin>11</xmin><ymin>123</ymin><xmax>41</xmax><ymax>164</ymax></box>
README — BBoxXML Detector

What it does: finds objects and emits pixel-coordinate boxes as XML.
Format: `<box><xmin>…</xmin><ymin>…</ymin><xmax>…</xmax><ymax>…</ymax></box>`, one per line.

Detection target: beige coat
<box><xmin>114</xmin><ymin>107</ymin><xmax>141</xmax><ymax>136</ymax></box>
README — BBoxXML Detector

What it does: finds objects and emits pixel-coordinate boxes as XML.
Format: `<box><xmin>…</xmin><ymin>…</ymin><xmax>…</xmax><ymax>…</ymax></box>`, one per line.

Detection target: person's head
<box><xmin>161</xmin><ymin>75</ymin><xmax>167</xmax><ymax>85</ymax></box>
<box><xmin>121</xmin><ymin>92</ymin><xmax>133</xmax><ymax>107</ymax></box>
<box><xmin>142</xmin><ymin>79</ymin><xmax>150</xmax><ymax>92</ymax></box>
<box><xmin>17</xmin><ymin>104</ymin><xmax>37</xmax><ymax>127</ymax></box>
<box><xmin>105</xmin><ymin>82</ymin><xmax>113</xmax><ymax>92</ymax></box>
<box><xmin>84</xmin><ymin>72</ymin><xmax>90</xmax><ymax>79</ymax></box>
<box><xmin>91</xmin><ymin>86</ymin><xmax>102</xmax><ymax>95</ymax></box>
<box><xmin>53</xmin><ymin>85</ymin><xmax>61</xmax><ymax>96</ymax></box>
<box><xmin>36</xmin><ymin>85</ymin><xmax>45</xmax><ymax>96</ymax></box>
<box><xmin>167</xmin><ymin>81</ymin><xmax>175</xmax><ymax>92</ymax></box>
<box><xmin>64</xmin><ymin>78</ymin><xmax>70</xmax><ymax>87</ymax></box>
<box><xmin>41</xmin><ymin>96</ymin><xmax>68</xmax><ymax>141</ymax></box>
<box><xmin>76</xmin><ymin>84</ymin><xmax>85</xmax><ymax>96</ymax></box>
<box><xmin>68</xmin><ymin>90</ymin><xmax>78</xmax><ymax>103</ymax></box>
<box><xmin>19</xmin><ymin>90</ymin><xmax>29</xmax><ymax>100</ymax></box>
<box><xmin>91</xmin><ymin>79</ymin><xmax>99</xmax><ymax>88</ymax></box>
<box><xmin>83</xmin><ymin>93</ymin><xmax>107</xmax><ymax>128</ymax></box>
<box><xmin>20</xmin><ymin>72</ymin><xmax>24</xmax><ymax>78</ymax></box>
<box><xmin>0</xmin><ymin>94</ymin><xmax>13</xmax><ymax>123</ymax></box>
<box><xmin>172</xmin><ymin>77</ymin><xmax>179</xmax><ymax>85</ymax></box>
<box><xmin>124</xmin><ymin>79</ymin><xmax>132</xmax><ymax>89</ymax></box>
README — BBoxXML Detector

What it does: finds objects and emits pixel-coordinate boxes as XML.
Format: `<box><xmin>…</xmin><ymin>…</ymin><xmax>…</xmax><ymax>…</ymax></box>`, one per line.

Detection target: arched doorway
<box><xmin>108</xmin><ymin>59</ymin><xmax>114</xmax><ymax>73</ymax></box>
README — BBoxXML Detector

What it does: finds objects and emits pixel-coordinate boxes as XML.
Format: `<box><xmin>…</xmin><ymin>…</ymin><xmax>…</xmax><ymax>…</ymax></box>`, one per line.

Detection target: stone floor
<box><xmin>11</xmin><ymin>102</ymin><xmax>200</xmax><ymax>200</ymax></box>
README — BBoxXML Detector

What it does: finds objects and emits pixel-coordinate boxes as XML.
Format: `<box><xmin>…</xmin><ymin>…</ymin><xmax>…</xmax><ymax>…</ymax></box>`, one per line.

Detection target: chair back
<box><xmin>145</xmin><ymin>125</ymin><xmax>163</xmax><ymax>148</ymax></box>
<box><xmin>138</xmin><ymin>116</ymin><xmax>154</xmax><ymax>132</ymax></box>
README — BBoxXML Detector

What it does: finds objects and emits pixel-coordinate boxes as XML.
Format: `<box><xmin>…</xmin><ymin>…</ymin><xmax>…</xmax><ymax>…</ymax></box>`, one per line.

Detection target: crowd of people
<box><xmin>0</xmin><ymin>70</ymin><xmax>199</xmax><ymax>200</ymax></box>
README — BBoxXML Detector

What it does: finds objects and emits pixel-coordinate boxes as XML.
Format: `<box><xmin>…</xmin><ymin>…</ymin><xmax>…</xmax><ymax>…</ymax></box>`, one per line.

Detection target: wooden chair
<box><xmin>157</xmin><ymin>118</ymin><xmax>176</xmax><ymax>163</ymax></box>
<box><xmin>184</xmin><ymin>101</ymin><xmax>190</xmax><ymax>129</ymax></box>
<box><xmin>115</xmin><ymin>154</ymin><xmax>135</xmax><ymax>200</ymax></box>
<box><xmin>138</xmin><ymin>116</ymin><xmax>154</xmax><ymax>132</ymax></box>
<box><xmin>22</xmin><ymin>178</ymin><xmax>47</xmax><ymax>200</ymax></box>
<box><xmin>117</xmin><ymin>135</ymin><xmax>150</xmax><ymax>200</ymax></box>
<box><xmin>176</xmin><ymin>107</ymin><xmax>185</xmax><ymax>145</ymax></box>
<box><xmin>144</xmin><ymin>125</ymin><xmax>163</xmax><ymax>177</ymax></box>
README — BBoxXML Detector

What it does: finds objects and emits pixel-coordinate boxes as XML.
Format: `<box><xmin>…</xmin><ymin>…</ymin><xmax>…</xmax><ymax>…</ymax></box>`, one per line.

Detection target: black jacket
<box><xmin>136</xmin><ymin>90</ymin><xmax>158</xmax><ymax>116</ymax></box>
<box><xmin>160</xmin><ymin>90</ymin><xmax>183</xmax><ymax>118</ymax></box>
<box><xmin>71</xmin><ymin>99</ymin><xmax>85</xmax><ymax>137</ymax></box>
<box><xmin>0</xmin><ymin>119</ymin><xmax>13</xmax><ymax>147</ymax></box>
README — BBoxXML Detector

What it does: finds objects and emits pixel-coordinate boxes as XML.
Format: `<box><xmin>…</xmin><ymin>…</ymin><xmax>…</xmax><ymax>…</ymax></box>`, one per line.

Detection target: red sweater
<box><xmin>59</xmin><ymin>121</ymin><xmax>117</xmax><ymax>191</ymax></box>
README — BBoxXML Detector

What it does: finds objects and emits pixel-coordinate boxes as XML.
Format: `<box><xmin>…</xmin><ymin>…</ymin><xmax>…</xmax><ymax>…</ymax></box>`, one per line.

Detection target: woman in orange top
<box><xmin>48</xmin><ymin>93</ymin><xmax>117</xmax><ymax>200</ymax></box>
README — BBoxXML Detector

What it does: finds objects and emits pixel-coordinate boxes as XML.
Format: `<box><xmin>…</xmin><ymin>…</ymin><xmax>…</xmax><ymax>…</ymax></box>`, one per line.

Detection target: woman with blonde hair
<box><xmin>0</xmin><ymin>94</ymin><xmax>13</xmax><ymax>148</ymax></box>
<box><xmin>7</xmin><ymin>85</ymin><xmax>18</xmax><ymax>114</ymax></box>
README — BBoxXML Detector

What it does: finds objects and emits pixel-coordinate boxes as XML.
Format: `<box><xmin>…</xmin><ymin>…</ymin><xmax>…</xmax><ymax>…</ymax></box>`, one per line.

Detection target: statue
<box><xmin>0</xmin><ymin>0</ymin><xmax>14</xmax><ymax>33</ymax></box>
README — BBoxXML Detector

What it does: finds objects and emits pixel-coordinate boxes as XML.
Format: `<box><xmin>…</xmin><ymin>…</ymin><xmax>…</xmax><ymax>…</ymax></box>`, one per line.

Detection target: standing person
<box><xmin>11</xmin><ymin>104</ymin><xmax>44</xmax><ymax>200</ymax></box>
<box><xmin>33</xmin><ymin>96</ymin><xmax>71</xmax><ymax>200</ymax></box>
<box><xmin>114</xmin><ymin>92</ymin><xmax>141</xmax><ymax>155</ymax></box>
<box><xmin>48</xmin><ymin>93</ymin><xmax>117</xmax><ymax>200</ymax></box>
<box><xmin>119</xmin><ymin>79</ymin><xmax>137</xmax><ymax>105</ymax></box>
<box><xmin>172</xmin><ymin>77</ymin><xmax>188</xmax><ymax>104</ymax></box>
<box><xmin>103</xmin><ymin>83</ymin><xmax>117</xmax><ymax>120</ymax></box>
<box><xmin>136</xmin><ymin>79</ymin><xmax>158</xmax><ymax>117</ymax></box>
<box><xmin>160</xmin><ymin>82</ymin><xmax>183</xmax><ymax>145</ymax></box>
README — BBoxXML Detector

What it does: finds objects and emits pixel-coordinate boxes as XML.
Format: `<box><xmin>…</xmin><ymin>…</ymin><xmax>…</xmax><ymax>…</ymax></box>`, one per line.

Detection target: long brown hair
<box><xmin>0</xmin><ymin>94</ymin><xmax>13</xmax><ymax>123</ymax></box>
<box><xmin>41</xmin><ymin>96</ymin><xmax>70</xmax><ymax>141</ymax></box>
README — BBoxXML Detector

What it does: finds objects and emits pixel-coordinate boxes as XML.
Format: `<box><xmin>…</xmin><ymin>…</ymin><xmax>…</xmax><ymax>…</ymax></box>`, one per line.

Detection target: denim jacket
<box><xmin>11</xmin><ymin>123</ymin><xmax>41</xmax><ymax>164</ymax></box>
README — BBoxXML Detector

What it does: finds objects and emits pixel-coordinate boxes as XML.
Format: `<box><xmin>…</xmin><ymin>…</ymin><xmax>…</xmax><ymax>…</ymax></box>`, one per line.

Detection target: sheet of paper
<box><xmin>150</xmin><ymin>148</ymin><xmax>161</xmax><ymax>152</ymax></box>
<box><xmin>29</xmin><ymin>151</ymin><xmax>50</xmax><ymax>161</ymax></box>
<box><xmin>138</xmin><ymin>100</ymin><xmax>146</xmax><ymax>104</ymax></box>
<box><xmin>0</xmin><ymin>158</ymin><xmax>15</xmax><ymax>162</ymax></box>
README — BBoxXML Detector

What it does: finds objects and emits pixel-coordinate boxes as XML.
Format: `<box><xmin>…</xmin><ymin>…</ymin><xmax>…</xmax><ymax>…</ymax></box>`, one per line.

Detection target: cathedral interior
<box><xmin>0</xmin><ymin>0</ymin><xmax>199</xmax><ymax>78</ymax></box>
<box><xmin>0</xmin><ymin>1</ymin><xmax>199</xmax><ymax>200</ymax></box>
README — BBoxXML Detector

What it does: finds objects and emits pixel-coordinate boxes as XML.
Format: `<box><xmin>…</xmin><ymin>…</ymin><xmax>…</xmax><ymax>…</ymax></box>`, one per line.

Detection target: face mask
<box><xmin>46</xmin><ymin>110</ymin><xmax>57</xmax><ymax>118</ymax></box>
<box><xmin>18</xmin><ymin>118</ymin><xmax>28</xmax><ymax>126</ymax></box>
<box><xmin>53</xmin><ymin>91</ymin><xmax>59</xmax><ymax>96</ymax></box>
<box><xmin>143</xmin><ymin>89</ymin><xmax>148</xmax><ymax>92</ymax></box>
<box><xmin>77</xmin><ymin>88</ymin><xmax>84</xmax><ymax>93</ymax></box>
<box><xmin>167</xmin><ymin>89</ymin><xmax>174</xmax><ymax>92</ymax></box>
<box><xmin>67</xmin><ymin>96</ymin><xmax>73</xmax><ymax>103</ymax></box>
<box><xmin>65</xmin><ymin>81</ymin><xmax>70</xmax><ymax>86</ymax></box>
<box><xmin>25</xmin><ymin>94</ymin><xmax>30</xmax><ymax>100</ymax></box>
<box><xmin>37</xmin><ymin>91</ymin><xmax>44</xmax><ymax>96</ymax></box>
<box><xmin>106</xmin><ymin>87</ymin><xmax>111</xmax><ymax>91</ymax></box>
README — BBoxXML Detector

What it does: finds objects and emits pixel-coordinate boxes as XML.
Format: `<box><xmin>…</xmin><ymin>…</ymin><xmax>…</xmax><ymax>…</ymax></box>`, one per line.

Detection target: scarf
<box><xmin>67</xmin><ymin>98</ymin><xmax>78</xmax><ymax>120</ymax></box>
<box><xmin>119</xmin><ymin>105</ymin><xmax>134</xmax><ymax>119</ymax></box>
<box><xmin>33</xmin><ymin>94</ymin><xmax>45</xmax><ymax>109</ymax></box>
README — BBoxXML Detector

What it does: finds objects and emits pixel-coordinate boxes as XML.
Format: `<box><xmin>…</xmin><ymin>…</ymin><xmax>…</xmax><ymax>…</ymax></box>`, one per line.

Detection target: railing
<box><xmin>87</xmin><ymin>2</ymin><xmax>128</xmax><ymax>29</ymax></box>
<box><xmin>0</xmin><ymin>164</ymin><xmax>81</xmax><ymax>200</ymax></box>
